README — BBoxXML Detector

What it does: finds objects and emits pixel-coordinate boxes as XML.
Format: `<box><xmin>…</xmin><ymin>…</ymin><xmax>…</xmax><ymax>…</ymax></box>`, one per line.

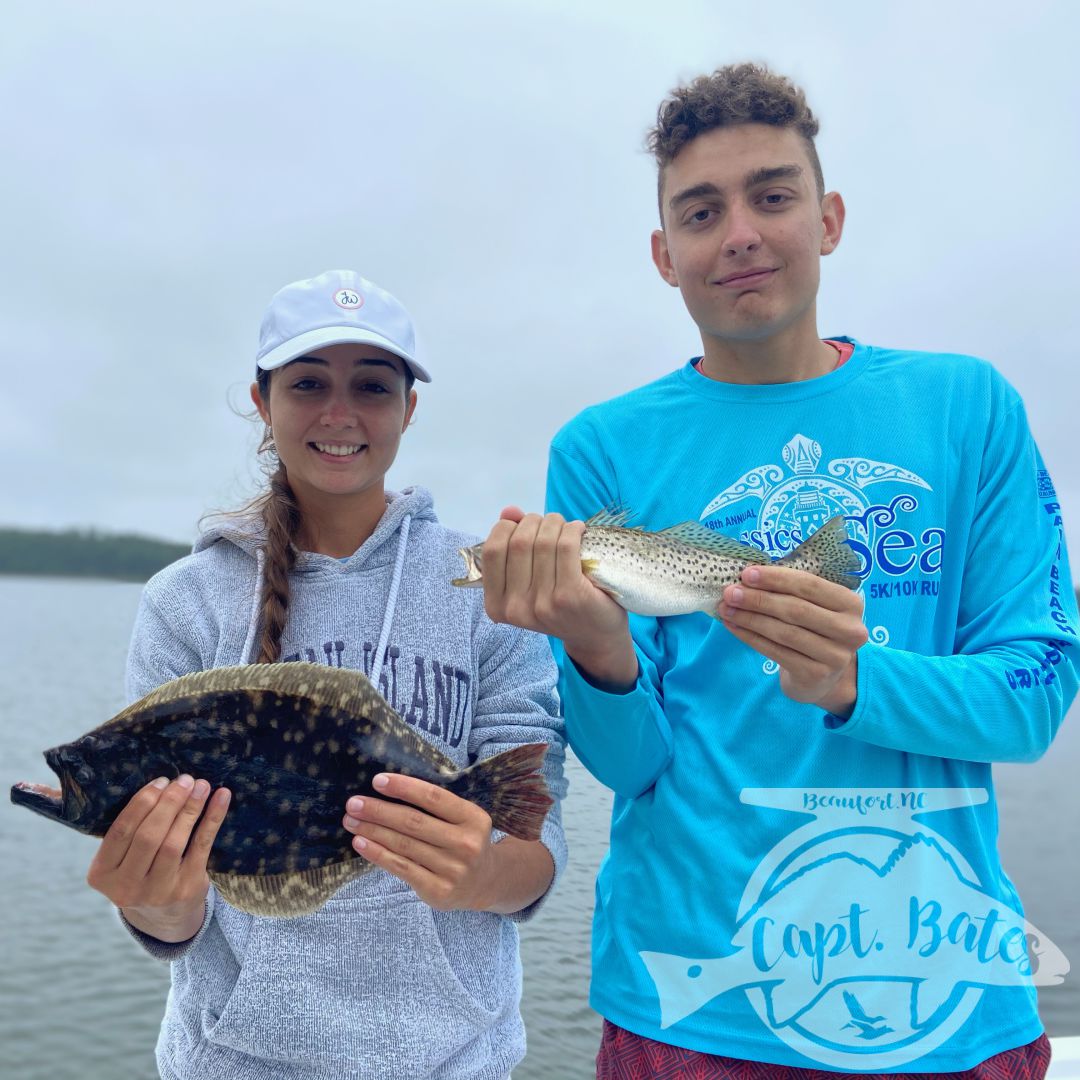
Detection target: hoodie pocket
<box><xmin>197</xmin><ymin>889</ymin><xmax>505</xmax><ymax>1073</ymax></box>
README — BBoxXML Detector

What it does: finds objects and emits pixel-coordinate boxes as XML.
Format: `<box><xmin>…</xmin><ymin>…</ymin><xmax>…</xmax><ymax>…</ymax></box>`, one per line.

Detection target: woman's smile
<box><xmin>310</xmin><ymin>440</ymin><xmax>367</xmax><ymax>459</ymax></box>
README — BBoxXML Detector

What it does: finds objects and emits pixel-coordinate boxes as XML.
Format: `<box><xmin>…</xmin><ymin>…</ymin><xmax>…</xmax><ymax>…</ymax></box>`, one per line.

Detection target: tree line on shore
<box><xmin>0</xmin><ymin>527</ymin><xmax>190</xmax><ymax>583</ymax></box>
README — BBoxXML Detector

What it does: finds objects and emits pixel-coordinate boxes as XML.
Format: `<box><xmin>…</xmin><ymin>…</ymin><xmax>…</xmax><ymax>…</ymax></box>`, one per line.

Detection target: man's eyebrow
<box><xmin>743</xmin><ymin>164</ymin><xmax>804</xmax><ymax>188</ymax></box>
<box><xmin>668</xmin><ymin>182</ymin><xmax>723</xmax><ymax>211</ymax></box>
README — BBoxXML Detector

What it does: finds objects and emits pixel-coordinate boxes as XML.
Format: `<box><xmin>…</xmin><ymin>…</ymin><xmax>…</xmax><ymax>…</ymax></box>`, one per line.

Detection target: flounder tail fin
<box><xmin>449</xmin><ymin>744</ymin><xmax>553</xmax><ymax>841</ymax></box>
<box><xmin>776</xmin><ymin>515</ymin><xmax>861</xmax><ymax>590</ymax></box>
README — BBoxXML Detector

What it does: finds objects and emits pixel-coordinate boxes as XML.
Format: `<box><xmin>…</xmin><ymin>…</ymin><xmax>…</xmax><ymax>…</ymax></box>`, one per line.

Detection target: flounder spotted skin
<box><xmin>10</xmin><ymin>662</ymin><xmax>552</xmax><ymax>918</ymax></box>
<box><xmin>453</xmin><ymin>509</ymin><xmax>862</xmax><ymax>616</ymax></box>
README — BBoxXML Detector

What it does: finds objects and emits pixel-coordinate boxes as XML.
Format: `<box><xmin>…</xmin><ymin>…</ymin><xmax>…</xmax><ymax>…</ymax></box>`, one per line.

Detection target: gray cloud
<box><xmin>3</xmin><ymin>0</ymin><xmax>1078</xmax><ymax>561</ymax></box>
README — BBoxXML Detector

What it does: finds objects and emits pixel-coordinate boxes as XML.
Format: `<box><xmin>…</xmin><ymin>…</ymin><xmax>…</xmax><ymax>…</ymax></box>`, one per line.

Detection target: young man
<box><xmin>481</xmin><ymin>65</ymin><xmax>1078</xmax><ymax>1076</ymax></box>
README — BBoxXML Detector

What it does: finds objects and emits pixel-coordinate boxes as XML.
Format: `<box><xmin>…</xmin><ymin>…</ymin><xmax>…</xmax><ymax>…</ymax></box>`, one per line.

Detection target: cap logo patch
<box><xmin>333</xmin><ymin>288</ymin><xmax>364</xmax><ymax>310</ymax></box>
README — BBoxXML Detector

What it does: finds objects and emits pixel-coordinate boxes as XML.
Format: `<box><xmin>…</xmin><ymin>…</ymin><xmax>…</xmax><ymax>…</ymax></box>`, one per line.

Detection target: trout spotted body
<box><xmin>453</xmin><ymin>509</ymin><xmax>861</xmax><ymax>617</ymax></box>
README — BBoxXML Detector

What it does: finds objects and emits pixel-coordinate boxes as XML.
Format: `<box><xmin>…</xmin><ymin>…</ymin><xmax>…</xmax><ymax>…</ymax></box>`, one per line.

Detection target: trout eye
<box><xmin>75</xmin><ymin>765</ymin><xmax>94</xmax><ymax>786</ymax></box>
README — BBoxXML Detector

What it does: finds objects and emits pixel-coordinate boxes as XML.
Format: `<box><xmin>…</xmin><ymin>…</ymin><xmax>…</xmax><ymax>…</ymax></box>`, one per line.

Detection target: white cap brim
<box><xmin>256</xmin><ymin>326</ymin><xmax>432</xmax><ymax>382</ymax></box>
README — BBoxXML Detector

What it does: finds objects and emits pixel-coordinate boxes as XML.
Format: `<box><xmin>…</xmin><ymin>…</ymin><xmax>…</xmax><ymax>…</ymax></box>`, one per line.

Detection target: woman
<box><xmin>86</xmin><ymin>269</ymin><xmax>567</xmax><ymax>1079</ymax></box>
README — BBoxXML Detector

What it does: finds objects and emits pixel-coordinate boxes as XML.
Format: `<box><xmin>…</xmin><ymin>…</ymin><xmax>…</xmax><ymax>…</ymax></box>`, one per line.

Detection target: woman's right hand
<box><xmin>86</xmin><ymin>774</ymin><xmax>231</xmax><ymax>943</ymax></box>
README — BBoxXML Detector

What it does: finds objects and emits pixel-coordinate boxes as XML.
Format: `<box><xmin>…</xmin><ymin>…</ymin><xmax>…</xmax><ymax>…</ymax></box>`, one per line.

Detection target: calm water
<box><xmin>1</xmin><ymin>576</ymin><xmax>1076</xmax><ymax>1080</ymax></box>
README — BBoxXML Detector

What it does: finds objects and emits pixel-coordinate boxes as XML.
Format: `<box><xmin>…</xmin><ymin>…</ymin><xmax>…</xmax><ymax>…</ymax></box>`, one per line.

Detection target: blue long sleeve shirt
<box><xmin>547</xmin><ymin>341</ymin><xmax>1077</xmax><ymax>1071</ymax></box>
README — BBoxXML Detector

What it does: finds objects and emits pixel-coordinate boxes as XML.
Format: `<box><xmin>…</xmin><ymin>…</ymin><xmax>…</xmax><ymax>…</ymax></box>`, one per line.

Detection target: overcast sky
<box><xmin>4</xmin><ymin>0</ymin><xmax>1079</xmax><ymax>561</ymax></box>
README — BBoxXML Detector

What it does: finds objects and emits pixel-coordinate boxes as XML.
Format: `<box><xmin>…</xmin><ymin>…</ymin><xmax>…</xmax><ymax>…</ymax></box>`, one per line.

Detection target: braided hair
<box><xmin>250</xmin><ymin>367</ymin><xmax>301</xmax><ymax>663</ymax></box>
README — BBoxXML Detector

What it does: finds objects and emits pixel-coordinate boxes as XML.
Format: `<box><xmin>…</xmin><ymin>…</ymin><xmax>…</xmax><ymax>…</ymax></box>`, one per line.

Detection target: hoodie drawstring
<box><xmin>242</xmin><ymin>547</ymin><xmax>267</xmax><ymax>664</ymax></box>
<box><xmin>369</xmin><ymin>513</ymin><xmax>411</xmax><ymax>691</ymax></box>
<box><xmin>242</xmin><ymin>515</ymin><xmax>410</xmax><ymax>678</ymax></box>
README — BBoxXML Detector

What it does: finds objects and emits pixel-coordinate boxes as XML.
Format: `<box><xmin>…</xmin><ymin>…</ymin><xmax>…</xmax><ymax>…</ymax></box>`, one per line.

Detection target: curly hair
<box><xmin>648</xmin><ymin>63</ymin><xmax>825</xmax><ymax>218</ymax></box>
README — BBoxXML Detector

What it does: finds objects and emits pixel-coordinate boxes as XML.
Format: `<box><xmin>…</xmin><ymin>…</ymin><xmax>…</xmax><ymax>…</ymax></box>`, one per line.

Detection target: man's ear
<box><xmin>651</xmin><ymin>228</ymin><xmax>679</xmax><ymax>287</ymax></box>
<box><xmin>820</xmin><ymin>191</ymin><xmax>845</xmax><ymax>255</ymax></box>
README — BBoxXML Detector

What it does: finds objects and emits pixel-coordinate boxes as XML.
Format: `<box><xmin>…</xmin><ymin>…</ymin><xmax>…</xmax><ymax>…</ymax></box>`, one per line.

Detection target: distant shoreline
<box><xmin>0</xmin><ymin>527</ymin><xmax>190</xmax><ymax>585</ymax></box>
<box><xmin>0</xmin><ymin>570</ymin><xmax>151</xmax><ymax>586</ymax></box>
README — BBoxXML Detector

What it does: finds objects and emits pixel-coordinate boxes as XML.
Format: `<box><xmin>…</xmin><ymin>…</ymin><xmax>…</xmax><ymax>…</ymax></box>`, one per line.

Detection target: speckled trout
<box><xmin>452</xmin><ymin>509</ymin><xmax>861</xmax><ymax>617</ymax></box>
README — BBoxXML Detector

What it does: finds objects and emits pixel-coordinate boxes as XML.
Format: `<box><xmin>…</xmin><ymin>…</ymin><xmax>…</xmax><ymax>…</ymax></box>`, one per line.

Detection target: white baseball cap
<box><xmin>256</xmin><ymin>269</ymin><xmax>431</xmax><ymax>382</ymax></box>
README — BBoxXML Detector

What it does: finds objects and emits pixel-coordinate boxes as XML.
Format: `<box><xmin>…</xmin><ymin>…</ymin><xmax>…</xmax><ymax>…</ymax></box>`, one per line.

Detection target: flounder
<box><xmin>10</xmin><ymin>661</ymin><xmax>553</xmax><ymax>918</ymax></box>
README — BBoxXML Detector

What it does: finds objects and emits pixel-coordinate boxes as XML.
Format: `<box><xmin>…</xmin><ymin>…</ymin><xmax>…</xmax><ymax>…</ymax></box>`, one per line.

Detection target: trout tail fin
<box><xmin>776</xmin><ymin>516</ymin><xmax>861</xmax><ymax>589</ymax></box>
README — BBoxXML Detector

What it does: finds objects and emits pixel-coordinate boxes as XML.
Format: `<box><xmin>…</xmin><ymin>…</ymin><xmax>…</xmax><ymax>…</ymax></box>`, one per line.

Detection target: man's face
<box><xmin>652</xmin><ymin>123</ymin><xmax>843</xmax><ymax>346</ymax></box>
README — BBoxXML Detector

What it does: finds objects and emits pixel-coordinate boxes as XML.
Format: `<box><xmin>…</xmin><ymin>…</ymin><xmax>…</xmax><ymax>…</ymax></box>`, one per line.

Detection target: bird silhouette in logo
<box><xmin>840</xmin><ymin>991</ymin><xmax>895</xmax><ymax>1040</ymax></box>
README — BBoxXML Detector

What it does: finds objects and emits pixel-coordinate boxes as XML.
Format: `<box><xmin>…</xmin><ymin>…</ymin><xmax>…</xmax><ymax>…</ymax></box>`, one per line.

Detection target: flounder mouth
<box><xmin>9</xmin><ymin>781</ymin><xmax>66</xmax><ymax>822</ymax></box>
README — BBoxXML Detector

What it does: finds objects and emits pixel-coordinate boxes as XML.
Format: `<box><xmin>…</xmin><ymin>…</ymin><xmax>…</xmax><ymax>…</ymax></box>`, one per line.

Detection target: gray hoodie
<box><xmin>120</xmin><ymin>487</ymin><xmax>568</xmax><ymax>1080</ymax></box>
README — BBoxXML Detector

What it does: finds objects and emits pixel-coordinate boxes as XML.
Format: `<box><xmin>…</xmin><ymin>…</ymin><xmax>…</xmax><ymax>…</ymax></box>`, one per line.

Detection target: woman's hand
<box><xmin>343</xmin><ymin>773</ymin><xmax>555</xmax><ymax>914</ymax></box>
<box><xmin>343</xmin><ymin>774</ymin><xmax>497</xmax><ymax>911</ymax></box>
<box><xmin>86</xmin><ymin>774</ymin><xmax>231</xmax><ymax>942</ymax></box>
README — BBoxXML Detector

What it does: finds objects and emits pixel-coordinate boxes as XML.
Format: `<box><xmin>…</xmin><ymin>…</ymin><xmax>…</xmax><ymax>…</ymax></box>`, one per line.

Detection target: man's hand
<box><xmin>480</xmin><ymin>508</ymin><xmax>637</xmax><ymax>689</ymax></box>
<box><xmin>718</xmin><ymin>565</ymin><xmax>868</xmax><ymax>716</ymax></box>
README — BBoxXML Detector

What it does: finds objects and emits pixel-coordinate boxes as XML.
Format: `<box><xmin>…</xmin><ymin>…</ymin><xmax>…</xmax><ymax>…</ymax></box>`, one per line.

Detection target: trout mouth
<box><xmin>450</xmin><ymin>546</ymin><xmax>484</xmax><ymax>588</ymax></box>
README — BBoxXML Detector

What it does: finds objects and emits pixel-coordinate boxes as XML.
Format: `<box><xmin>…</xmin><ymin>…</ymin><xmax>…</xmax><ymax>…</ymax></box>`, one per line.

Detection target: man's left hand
<box><xmin>719</xmin><ymin>566</ymin><xmax>868</xmax><ymax>717</ymax></box>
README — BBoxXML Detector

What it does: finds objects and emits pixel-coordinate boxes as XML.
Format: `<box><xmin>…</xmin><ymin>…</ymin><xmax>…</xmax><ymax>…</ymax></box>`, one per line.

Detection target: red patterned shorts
<box><xmin>595</xmin><ymin>1020</ymin><xmax>1051</xmax><ymax>1080</ymax></box>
